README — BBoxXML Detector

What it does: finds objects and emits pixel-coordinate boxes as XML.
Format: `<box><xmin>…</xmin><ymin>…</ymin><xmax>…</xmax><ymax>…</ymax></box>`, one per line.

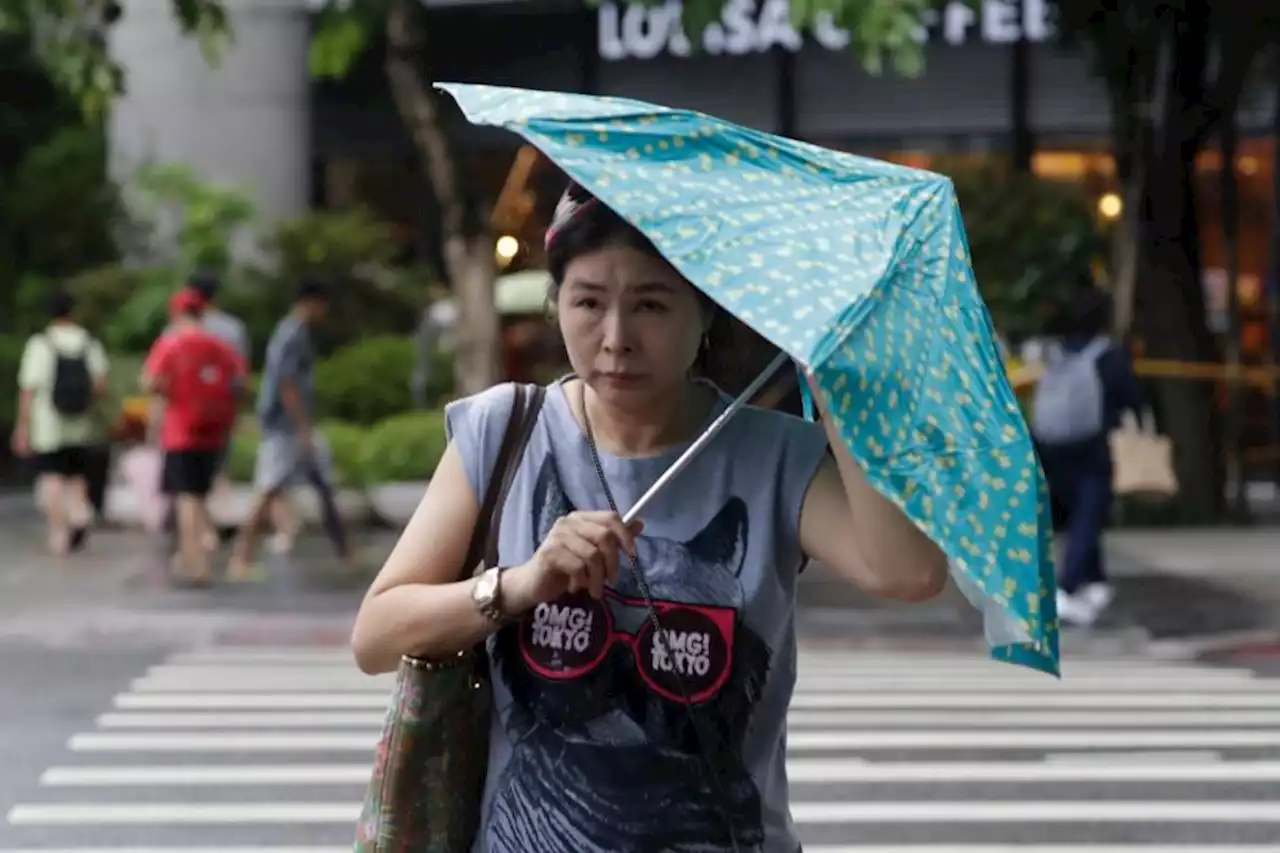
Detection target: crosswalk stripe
<box><xmin>38</xmin><ymin>758</ymin><xmax>1280</xmax><ymax>786</ymax></box>
<box><xmin>13</xmin><ymin>800</ymin><xmax>1280</xmax><ymax>825</ymax></box>
<box><xmin>94</xmin><ymin>708</ymin><xmax>1280</xmax><ymax>729</ymax></box>
<box><xmin>163</xmin><ymin>650</ymin><xmax>1257</xmax><ymax>682</ymax></box>
<box><xmin>0</xmin><ymin>849</ymin><xmax>350</xmax><ymax>853</ymax></box>
<box><xmin>786</xmin><ymin>709</ymin><xmax>1280</xmax><ymax>727</ymax></box>
<box><xmin>5</xmin><ymin>848</ymin><xmax>1278</xmax><ymax>853</ymax></box>
<box><xmin>128</xmin><ymin>673</ymin><xmax>1265</xmax><ymax>692</ymax></box>
<box><xmin>67</xmin><ymin>727</ymin><xmax>1280</xmax><ymax>752</ymax></box>
<box><xmin>40</xmin><ymin>765</ymin><xmax>372</xmax><ymax>786</ymax></box>
<box><xmin>789</xmin><ymin>801</ymin><xmax>1280</xmax><ymax>822</ymax></box>
<box><xmin>784</xmin><ymin>729</ymin><xmax>1280</xmax><ymax>749</ymax></box>
<box><xmin>68</xmin><ymin>733</ymin><xmax>375</xmax><ymax>752</ymax></box>
<box><xmin>4</xmin><ymin>849</ymin><xmax>1280</xmax><ymax>853</ymax></box>
<box><xmin>6</xmin><ymin>804</ymin><xmax>358</xmax><ymax>824</ymax></box>
<box><xmin>96</xmin><ymin>712</ymin><xmax>388</xmax><ymax>729</ymax></box>
<box><xmin>111</xmin><ymin>689</ymin><xmax>1280</xmax><ymax>710</ymax></box>
<box><xmin>143</xmin><ymin>661</ymin><xmax>1260</xmax><ymax>679</ymax></box>
<box><xmin>788</xmin><ymin>692</ymin><xmax>1280</xmax><ymax>708</ymax></box>
<box><xmin>747</xmin><ymin>848</ymin><xmax>1280</xmax><ymax>853</ymax></box>
<box><xmin>164</xmin><ymin>647</ymin><xmax>1183</xmax><ymax>665</ymax></box>
<box><xmin>113</xmin><ymin>693</ymin><xmax>387</xmax><ymax>709</ymax></box>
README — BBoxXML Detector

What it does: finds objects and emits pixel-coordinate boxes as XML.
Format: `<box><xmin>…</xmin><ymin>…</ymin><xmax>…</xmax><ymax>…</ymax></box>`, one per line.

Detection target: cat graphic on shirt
<box><xmin>485</xmin><ymin>456</ymin><xmax>773</xmax><ymax>853</ymax></box>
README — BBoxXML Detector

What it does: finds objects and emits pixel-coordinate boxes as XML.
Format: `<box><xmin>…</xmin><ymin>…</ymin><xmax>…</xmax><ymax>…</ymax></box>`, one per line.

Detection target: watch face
<box><xmin>474</xmin><ymin>568</ymin><xmax>499</xmax><ymax>603</ymax></box>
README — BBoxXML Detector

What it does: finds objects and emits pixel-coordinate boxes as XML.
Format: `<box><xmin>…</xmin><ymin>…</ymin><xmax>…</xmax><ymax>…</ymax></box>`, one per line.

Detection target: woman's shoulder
<box><xmin>725</xmin><ymin>398</ymin><xmax>827</xmax><ymax>452</ymax></box>
<box><xmin>443</xmin><ymin>381</ymin><xmax>555</xmax><ymax>442</ymax></box>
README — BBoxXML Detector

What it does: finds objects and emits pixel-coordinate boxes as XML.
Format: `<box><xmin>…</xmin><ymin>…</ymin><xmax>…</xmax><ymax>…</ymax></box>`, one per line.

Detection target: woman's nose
<box><xmin>601</xmin><ymin>309</ymin><xmax>633</xmax><ymax>353</ymax></box>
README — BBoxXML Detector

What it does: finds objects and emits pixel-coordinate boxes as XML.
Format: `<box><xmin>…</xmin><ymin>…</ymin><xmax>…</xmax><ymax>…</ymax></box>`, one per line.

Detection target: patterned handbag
<box><xmin>354</xmin><ymin>384</ymin><xmax>545</xmax><ymax>853</ymax></box>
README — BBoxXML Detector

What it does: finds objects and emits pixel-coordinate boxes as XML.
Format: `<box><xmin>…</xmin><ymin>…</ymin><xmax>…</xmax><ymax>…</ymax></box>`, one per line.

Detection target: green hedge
<box><xmin>311</xmin><ymin>336</ymin><xmax>454</xmax><ymax>426</ymax></box>
<box><xmin>313</xmin><ymin>336</ymin><xmax>415</xmax><ymax>426</ymax></box>
<box><xmin>359</xmin><ymin>410</ymin><xmax>449</xmax><ymax>483</ymax></box>
<box><xmin>224</xmin><ymin>410</ymin><xmax>448</xmax><ymax>486</ymax></box>
<box><xmin>0</xmin><ymin>335</ymin><xmax>26</xmax><ymax>434</ymax></box>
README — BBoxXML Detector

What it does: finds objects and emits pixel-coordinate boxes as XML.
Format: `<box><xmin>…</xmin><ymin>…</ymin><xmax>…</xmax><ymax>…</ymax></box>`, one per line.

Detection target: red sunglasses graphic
<box><xmin>518</xmin><ymin>588</ymin><xmax>737</xmax><ymax>705</ymax></box>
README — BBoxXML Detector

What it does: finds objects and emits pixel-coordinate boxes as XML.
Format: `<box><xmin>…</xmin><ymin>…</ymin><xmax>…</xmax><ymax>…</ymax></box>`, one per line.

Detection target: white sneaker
<box><xmin>1080</xmin><ymin>582</ymin><xmax>1115</xmax><ymax>612</ymax></box>
<box><xmin>268</xmin><ymin>532</ymin><xmax>295</xmax><ymax>555</ymax></box>
<box><xmin>1056</xmin><ymin>589</ymin><xmax>1101</xmax><ymax>627</ymax></box>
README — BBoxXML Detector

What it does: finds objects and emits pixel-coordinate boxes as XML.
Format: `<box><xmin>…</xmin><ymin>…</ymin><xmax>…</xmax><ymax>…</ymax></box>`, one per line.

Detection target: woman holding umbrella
<box><xmin>352</xmin><ymin>183</ymin><xmax>947</xmax><ymax>853</ymax></box>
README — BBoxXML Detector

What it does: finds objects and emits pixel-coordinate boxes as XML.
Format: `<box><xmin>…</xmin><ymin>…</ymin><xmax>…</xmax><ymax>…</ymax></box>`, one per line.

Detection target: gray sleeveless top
<box><xmin>445</xmin><ymin>379</ymin><xmax>828</xmax><ymax>853</ymax></box>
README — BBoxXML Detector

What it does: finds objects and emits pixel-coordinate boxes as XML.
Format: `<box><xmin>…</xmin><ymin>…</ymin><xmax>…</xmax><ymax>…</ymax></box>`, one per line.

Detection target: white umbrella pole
<box><xmin>622</xmin><ymin>351</ymin><xmax>794</xmax><ymax>524</ymax></box>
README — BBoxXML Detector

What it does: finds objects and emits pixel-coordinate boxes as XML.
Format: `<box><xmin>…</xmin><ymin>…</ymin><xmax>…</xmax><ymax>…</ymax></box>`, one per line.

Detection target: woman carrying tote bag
<box><xmin>350</xmin><ymin>185</ymin><xmax>949</xmax><ymax>853</ymax></box>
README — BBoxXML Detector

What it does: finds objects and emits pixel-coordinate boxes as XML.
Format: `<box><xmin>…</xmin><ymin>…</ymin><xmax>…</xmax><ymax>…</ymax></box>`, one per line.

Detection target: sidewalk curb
<box><xmin>97</xmin><ymin>482</ymin><xmax>425</xmax><ymax>530</ymax></box>
<box><xmin>1147</xmin><ymin>628</ymin><xmax>1280</xmax><ymax>662</ymax></box>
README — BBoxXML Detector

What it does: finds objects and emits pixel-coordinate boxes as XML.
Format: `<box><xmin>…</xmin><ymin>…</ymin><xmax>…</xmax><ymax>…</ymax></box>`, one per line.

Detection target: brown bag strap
<box><xmin>459</xmin><ymin>384</ymin><xmax>546</xmax><ymax>581</ymax></box>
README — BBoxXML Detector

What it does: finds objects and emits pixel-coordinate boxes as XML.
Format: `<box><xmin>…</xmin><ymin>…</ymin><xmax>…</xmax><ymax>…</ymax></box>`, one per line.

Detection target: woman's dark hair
<box><xmin>47</xmin><ymin>290</ymin><xmax>75</xmax><ymax>320</ymax></box>
<box><xmin>296</xmin><ymin>275</ymin><xmax>331</xmax><ymax>303</ymax></box>
<box><xmin>542</xmin><ymin>183</ymin><xmax>779</xmax><ymax>395</ymax></box>
<box><xmin>189</xmin><ymin>269</ymin><xmax>221</xmax><ymax>300</ymax></box>
<box><xmin>545</xmin><ymin>183</ymin><xmax>665</xmax><ymax>292</ymax></box>
<box><xmin>1062</xmin><ymin>286</ymin><xmax>1112</xmax><ymax>338</ymax></box>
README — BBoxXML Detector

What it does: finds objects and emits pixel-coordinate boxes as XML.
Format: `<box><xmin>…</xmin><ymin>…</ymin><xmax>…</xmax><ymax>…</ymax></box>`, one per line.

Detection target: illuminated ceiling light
<box><xmin>1097</xmin><ymin>193</ymin><xmax>1122</xmax><ymax>220</ymax></box>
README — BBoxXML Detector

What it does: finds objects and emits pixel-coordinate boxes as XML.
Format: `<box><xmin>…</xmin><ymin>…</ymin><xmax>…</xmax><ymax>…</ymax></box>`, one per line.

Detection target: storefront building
<box><xmin>107</xmin><ymin>0</ymin><xmax>1278</xmax><ymax>286</ymax></box>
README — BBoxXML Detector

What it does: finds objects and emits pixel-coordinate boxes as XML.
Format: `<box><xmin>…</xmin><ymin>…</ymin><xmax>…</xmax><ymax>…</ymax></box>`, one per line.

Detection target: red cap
<box><xmin>170</xmin><ymin>287</ymin><xmax>207</xmax><ymax>316</ymax></box>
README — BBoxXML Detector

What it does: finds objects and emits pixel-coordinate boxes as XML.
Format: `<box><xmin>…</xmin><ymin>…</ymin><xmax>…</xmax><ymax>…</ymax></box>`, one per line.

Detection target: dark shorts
<box><xmin>32</xmin><ymin>446</ymin><xmax>92</xmax><ymax>478</ymax></box>
<box><xmin>161</xmin><ymin>449</ymin><xmax>224</xmax><ymax>497</ymax></box>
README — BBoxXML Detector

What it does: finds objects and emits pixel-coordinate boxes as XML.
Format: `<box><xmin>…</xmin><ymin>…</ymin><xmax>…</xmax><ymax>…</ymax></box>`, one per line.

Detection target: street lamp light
<box><xmin>1097</xmin><ymin>192</ymin><xmax>1122</xmax><ymax>220</ymax></box>
<box><xmin>495</xmin><ymin>235</ymin><xmax>520</xmax><ymax>267</ymax></box>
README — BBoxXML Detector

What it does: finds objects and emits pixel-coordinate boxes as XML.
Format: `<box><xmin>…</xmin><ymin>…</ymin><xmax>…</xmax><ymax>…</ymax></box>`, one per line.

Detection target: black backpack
<box><xmin>46</xmin><ymin>334</ymin><xmax>94</xmax><ymax>416</ymax></box>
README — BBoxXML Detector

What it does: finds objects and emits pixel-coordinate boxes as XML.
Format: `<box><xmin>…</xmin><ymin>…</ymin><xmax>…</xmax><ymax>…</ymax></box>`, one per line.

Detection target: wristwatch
<box><xmin>471</xmin><ymin>565</ymin><xmax>510</xmax><ymax>625</ymax></box>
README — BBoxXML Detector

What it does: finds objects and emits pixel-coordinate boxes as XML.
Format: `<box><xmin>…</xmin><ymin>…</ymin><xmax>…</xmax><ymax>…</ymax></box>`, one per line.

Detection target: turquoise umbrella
<box><xmin>438</xmin><ymin>83</ymin><xmax>1059</xmax><ymax>676</ymax></box>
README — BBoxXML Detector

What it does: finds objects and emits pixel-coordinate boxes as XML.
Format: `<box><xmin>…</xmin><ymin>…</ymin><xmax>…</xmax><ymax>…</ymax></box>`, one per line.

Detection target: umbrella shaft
<box><xmin>623</xmin><ymin>351</ymin><xmax>792</xmax><ymax>524</ymax></box>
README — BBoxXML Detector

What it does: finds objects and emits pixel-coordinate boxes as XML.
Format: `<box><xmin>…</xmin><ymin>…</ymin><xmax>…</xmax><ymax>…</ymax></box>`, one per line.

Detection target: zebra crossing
<box><xmin>4</xmin><ymin>644</ymin><xmax>1280</xmax><ymax>851</ymax></box>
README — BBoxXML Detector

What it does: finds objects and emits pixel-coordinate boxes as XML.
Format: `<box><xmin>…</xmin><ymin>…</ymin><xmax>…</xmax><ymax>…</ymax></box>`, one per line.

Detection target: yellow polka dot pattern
<box><xmin>439</xmin><ymin>83</ymin><xmax>1059</xmax><ymax>677</ymax></box>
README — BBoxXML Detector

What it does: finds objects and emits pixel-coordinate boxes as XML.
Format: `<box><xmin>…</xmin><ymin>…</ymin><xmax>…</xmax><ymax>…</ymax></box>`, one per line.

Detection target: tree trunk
<box><xmin>1134</xmin><ymin>149</ymin><xmax>1224</xmax><ymax>522</ymax></box>
<box><xmin>385</xmin><ymin>0</ymin><xmax>501</xmax><ymax>396</ymax></box>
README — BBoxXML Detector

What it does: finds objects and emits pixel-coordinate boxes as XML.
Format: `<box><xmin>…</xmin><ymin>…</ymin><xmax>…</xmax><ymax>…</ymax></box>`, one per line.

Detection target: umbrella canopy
<box><xmin>438</xmin><ymin>83</ymin><xmax>1059</xmax><ymax>676</ymax></box>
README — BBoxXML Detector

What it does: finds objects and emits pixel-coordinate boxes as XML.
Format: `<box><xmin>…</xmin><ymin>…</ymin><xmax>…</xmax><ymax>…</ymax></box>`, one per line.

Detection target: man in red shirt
<box><xmin>142</xmin><ymin>288</ymin><xmax>246</xmax><ymax>586</ymax></box>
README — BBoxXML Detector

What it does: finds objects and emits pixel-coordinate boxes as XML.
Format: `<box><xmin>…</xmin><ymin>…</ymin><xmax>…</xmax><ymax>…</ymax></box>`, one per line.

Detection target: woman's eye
<box><xmin>635</xmin><ymin>300</ymin><xmax>668</xmax><ymax>314</ymax></box>
<box><xmin>573</xmin><ymin>298</ymin><xmax>601</xmax><ymax>310</ymax></box>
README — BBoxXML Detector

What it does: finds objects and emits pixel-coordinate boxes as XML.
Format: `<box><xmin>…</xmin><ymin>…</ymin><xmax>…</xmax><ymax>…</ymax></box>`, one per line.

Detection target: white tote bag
<box><xmin>1109</xmin><ymin>410</ymin><xmax>1178</xmax><ymax>499</ymax></box>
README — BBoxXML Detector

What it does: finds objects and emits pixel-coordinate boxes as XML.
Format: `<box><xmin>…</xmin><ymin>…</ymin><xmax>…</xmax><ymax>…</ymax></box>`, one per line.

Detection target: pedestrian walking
<box><xmin>1030</xmin><ymin>284</ymin><xmax>1144</xmax><ymax>626</ymax></box>
<box><xmin>350</xmin><ymin>184</ymin><xmax>949</xmax><ymax>852</ymax></box>
<box><xmin>227</xmin><ymin>278</ymin><xmax>353</xmax><ymax>580</ymax></box>
<box><xmin>141</xmin><ymin>287</ymin><xmax>246</xmax><ymax>586</ymax></box>
<box><xmin>10</xmin><ymin>290</ymin><xmax>110</xmax><ymax>556</ymax></box>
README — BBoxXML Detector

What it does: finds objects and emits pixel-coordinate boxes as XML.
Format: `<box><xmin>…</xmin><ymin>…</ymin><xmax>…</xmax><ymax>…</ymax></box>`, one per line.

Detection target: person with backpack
<box><xmin>10</xmin><ymin>290</ymin><xmax>110</xmax><ymax>556</ymax></box>
<box><xmin>1030</xmin><ymin>286</ymin><xmax>1144</xmax><ymax>626</ymax></box>
<box><xmin>141</xmin><ymin>287</ymin><xmax>246</xmax><ymax>586</ymax></box>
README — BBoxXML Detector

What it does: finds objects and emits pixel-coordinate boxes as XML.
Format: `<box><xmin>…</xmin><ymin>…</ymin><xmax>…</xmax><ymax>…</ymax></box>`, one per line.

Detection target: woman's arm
<box><xmin>797</xmin><ymin>380</ymin><xmax>949</xmax><ymax>603</ymax></box>
<box><xmin>351</xmin><ymin>441</ymin><xmax>506</xmax><ymax>674</ymax></box>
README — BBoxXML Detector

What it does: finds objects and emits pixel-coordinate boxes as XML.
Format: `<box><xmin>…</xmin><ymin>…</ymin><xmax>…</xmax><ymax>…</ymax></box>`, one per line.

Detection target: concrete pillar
<box><xmin>107</xmin><ymin>0</ymin><xmax>312</xmax><ymax>225</ymax></box>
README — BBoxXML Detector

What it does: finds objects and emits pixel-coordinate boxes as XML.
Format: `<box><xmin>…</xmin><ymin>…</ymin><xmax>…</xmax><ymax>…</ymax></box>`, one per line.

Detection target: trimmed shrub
<box><xmin>359</xmin><ymin>410</ymin><xmax>448</xmax><ymax>484</ymax></box>
<box><xmin>314</xmin><ymin>336</ymin><xmax>415</xmax><ymax>426</ymax></box>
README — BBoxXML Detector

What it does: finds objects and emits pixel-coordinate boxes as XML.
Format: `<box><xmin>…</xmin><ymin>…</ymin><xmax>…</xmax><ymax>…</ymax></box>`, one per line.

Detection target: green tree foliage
<box><xmin>937</xmin><ymin>156</ymin><xmax>1102</xmax><ymax>343</ymax></box>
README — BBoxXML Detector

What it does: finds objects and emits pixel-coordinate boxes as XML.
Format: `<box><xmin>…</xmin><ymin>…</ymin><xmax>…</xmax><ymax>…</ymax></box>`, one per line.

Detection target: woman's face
<box><xmin>557</xmin><ymin>242</ymin><xmax>705</xmax><ymax>409</ymax></box>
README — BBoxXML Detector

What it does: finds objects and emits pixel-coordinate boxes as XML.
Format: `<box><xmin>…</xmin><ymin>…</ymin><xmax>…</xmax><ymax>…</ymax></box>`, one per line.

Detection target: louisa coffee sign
<box><xmin>598</xmin><ymin>0</ymin><xmax>1053</xmax><ymax>61</ymax></box>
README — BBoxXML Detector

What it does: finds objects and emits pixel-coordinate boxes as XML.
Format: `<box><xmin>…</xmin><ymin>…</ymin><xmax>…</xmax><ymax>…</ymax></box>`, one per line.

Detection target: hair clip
<box><xmin>544</xmin><ymin>192</ymin><xmax>599</xmax><ymax>251</ymax></box>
